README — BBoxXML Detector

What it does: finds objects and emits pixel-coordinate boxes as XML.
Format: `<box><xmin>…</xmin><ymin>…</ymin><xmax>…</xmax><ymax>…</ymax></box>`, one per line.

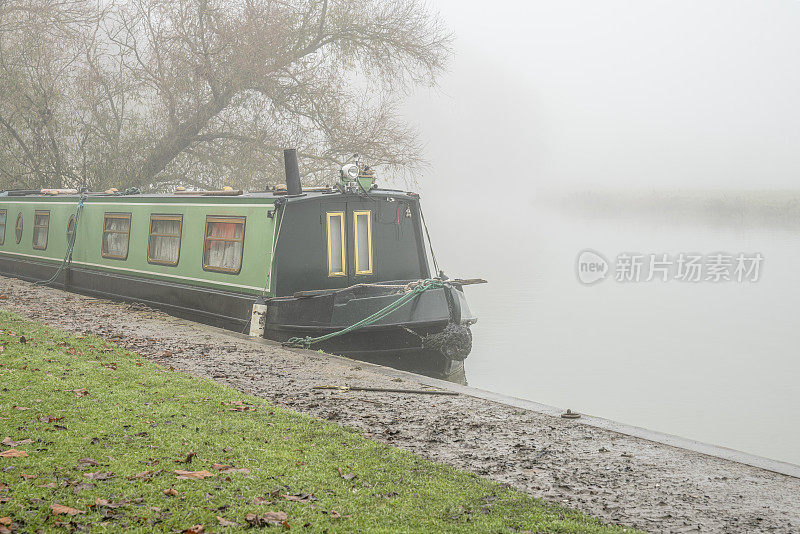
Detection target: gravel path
<box><xmin>1</xmin><ymin>276</ymin><xmax>798</xmax><ymax>533</ymax></box>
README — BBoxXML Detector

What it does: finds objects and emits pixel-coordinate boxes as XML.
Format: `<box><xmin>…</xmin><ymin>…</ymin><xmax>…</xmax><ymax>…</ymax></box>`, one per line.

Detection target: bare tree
<box><xmin>0</xmin><ymin>0</ymin><xmax>103</xmax><ymax>188</ymax></box>
<box><xmin>0</xmin><ymin>0</ymin><xmax>450</xmax><ymax>191</ymax></box>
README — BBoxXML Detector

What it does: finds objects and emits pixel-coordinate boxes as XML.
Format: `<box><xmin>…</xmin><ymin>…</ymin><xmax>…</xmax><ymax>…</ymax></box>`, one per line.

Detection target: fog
<box><xmin>401</xmin><ymin>1</ymin><xmax>800</xmax><ymax>465</ymax></box>
<box><xmin>406</xmin><ymin>0</ymin><xmax>800</xmax><ymax>193</ymax></box>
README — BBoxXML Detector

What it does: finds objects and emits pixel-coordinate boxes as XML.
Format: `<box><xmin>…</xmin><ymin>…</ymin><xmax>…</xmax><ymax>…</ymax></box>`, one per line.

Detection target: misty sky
<box><xmin>404</xmin><ymin>0</ymin><xmax>800</xmax><ymax>192</ymax></box>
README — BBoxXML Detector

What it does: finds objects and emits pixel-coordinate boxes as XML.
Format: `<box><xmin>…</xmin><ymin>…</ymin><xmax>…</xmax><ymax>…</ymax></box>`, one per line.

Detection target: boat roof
<box><xmin>0</xmin><ymin>188</ymin><xmax>419</xmax><ymax>203</ymax></box>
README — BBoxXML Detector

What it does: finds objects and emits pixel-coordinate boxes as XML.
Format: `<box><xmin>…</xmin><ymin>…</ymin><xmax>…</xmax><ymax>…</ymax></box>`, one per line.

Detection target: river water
<box><xmin>419</xmin><ymin>189</ymin><xmax>800</xmax><ymax>467</ymax></box>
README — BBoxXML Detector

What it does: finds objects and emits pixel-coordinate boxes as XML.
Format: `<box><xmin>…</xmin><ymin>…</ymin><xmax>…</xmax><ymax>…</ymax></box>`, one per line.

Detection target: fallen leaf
<box><xmin>39</xmin><ymin>482</ymin><xmax>58</xmax><ymax>488</ymax></box>
<box><xmin>216</xmin><ymin>516</ymin><xmax>238</xmax><ymax>527</ymax></box>
<box><xmin>129</xmin><ymin>470</ymin><xmax>156</xmax><ymax>480</ymax></box>
<box><xmin>337</xmin><ymin>467</ymin><xmax>356</xmax><ymax>481</ymax></box>
<box><xmin>245</xmin><ymin>511</ymin><xmax>289</xmax><ymax>528</ymax></box>
<box><xmin>184</xmin><ymin>525</ymin><xmax>204</xmax><ymax>534</ymax></box>
<box><xmin>72</xmin><ymin>482</ymin><xmax>96</xmax><ymax>493</ymax></box>
<box><xmin>77</xmin><ymin>458</ymin><xmax>98</xmax><ymax>466</ymax></box>
<box><xmin>19</xmin><ymin>474</ymin><xmax>37</xmax><ymax>480</ymax></box>
<box><xmin>94</xmin><ymin>498</ymin><xmax>124</xmax><ymax>509</ymax></box>
<box><xmin>1</xmin><ymin>438</ymin><xmax>32</xmax><ymax>447</ymax></box>
<box><xmin>229</xmin><ymin>467</ymin><xmax>250</xmax><ymax>475</ymax></box>
<box><xmin>163</xmin><ymin>488</ymin><xmax>178</xmax><ymax>496</ymax></box>
<box><xmin>72</xmin><ymin>389</ymin><xmax>89</xmax><ymax>398</ymax></box>
<box><xmin>83</xmin><ymin>471</ymin><xmax>114</xmax><ymax>481</ymax></box>
<box><xmin>0</xmin><ymin>449</ymin><xmax>28</xmax><ymax>459</ymax></box>
<box><xmin>0</xmin><ymin>294</ymin><xmax>8</xmax><ymax>300</ymax></box>
<box><xmin>174</xmin><ymin>470</ymin><xmax>215</xmax><ymax>480</ymax></box>
<box><xmin>212</xmin><ymin>464</ymin><xmax>249</xmax><ymax>475</ymax></box>
<box><xmin>282</xmin><ymin>493</ymin><xmax>316</xmax><ymax>504</ymax></box>
<box><xmin>11</xmin><ymin>406</ymin><xmax>28</xmax><ymax>411</ymax></box>
<box><xmin>212</xmin><ymin>463</ymin><xmax>233</xmax><ymax>471</ymax></box>
<box><xmin>39</xmin><ymin>415</ymin><xmax>63</xmax><ymax>423</ymax></box>
<box><xmin>178</xmin><ymin>452</ymin><xmax>197</xmax><ymax>464</ymax></box>
<box><xmin>0</xmin><ymin>517</ymin><xmax>10</xmax><ymax>525</ymax></box>
<box><xmin>330</xmin><ymin>510</ymin><xmax>341</xmax><ymax>519</ymax></box>
<box><xmin>50</xmin><ymin>504</ymin><xmax>85</xmax><ymax>516</ymax></box>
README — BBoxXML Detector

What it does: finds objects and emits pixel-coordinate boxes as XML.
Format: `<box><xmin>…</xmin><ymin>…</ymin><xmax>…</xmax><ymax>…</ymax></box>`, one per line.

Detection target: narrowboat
<box><xmin>0</xmin><ymin>150</ymin><xmax>481</xmax><ymax>375</ymax></box>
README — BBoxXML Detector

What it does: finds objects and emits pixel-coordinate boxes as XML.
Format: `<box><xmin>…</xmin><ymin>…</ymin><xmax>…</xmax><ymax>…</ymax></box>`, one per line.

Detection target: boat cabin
<box><xmin>272</xmin><ymin>190</ymin><xmax>430</xmax><ymax>297</ymax></box>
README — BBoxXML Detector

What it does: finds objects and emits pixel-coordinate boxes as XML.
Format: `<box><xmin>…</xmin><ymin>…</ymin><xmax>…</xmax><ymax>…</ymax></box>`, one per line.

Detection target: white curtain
<box><xmin>103</xmin><ymin>217</ymin><xmax>130</xmax><ymax>257</ymax></box>
<box><xmin>33</xmin><ymin>214</ymin><xmax>48</xmax><ymax>248</ymax></box>
<box><xmin>149</xmin><ymin>219</ymin><xmax>181</xmax><ymax>264</ymax></box>
<box><xmin>204</xmin><ymin>221</ymin><xmax>243</xmax><ymax>270</ymax></box>
<box><xmin>0</xmin><ymin>212</ymin><xmax>6</xmax><ymax>244</ymax></box>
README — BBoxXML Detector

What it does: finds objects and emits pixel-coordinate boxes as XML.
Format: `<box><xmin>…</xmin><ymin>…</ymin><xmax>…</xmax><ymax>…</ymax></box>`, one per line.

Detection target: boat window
<box><xmin>0</xmin><ymin>210</ymin><xmax>6</xmax><ymax>245</ymax></box>
<box><xmin>326</xmin><ymin>212</ymin><xmax>346</xmax><ymax>276</ymax></box>
<box><xmin>353</xmin><ymin>210</ymin><xmax>373</xmax><ymax>275</ymax></box>
<box><xmin>102</xmin><ymin>213</ymin><xmax>132</xmax><ymax>260</ymax></box>
<box><xmin>33</xmin><ymin>211</ymin><xmax>50</xmax><ymax>250</ymax></box>
<box><xmin>15</xmin><ymin>213</ymin><xmax>23</xmax><ymax>244</ymax></box>
<box><xmin>203</xmin><ymin>216</ymin><xmax>245</xmax><ymax>273</ymax></box>
<box><xmin>66</xmin><ymin>215</ymin><xmax>76</xmax><ymax>247</ymax></box>
<box><xmin>148</xmin><ymin>214</ymin><xmax>182</xmax><ymax>266</ymax></box>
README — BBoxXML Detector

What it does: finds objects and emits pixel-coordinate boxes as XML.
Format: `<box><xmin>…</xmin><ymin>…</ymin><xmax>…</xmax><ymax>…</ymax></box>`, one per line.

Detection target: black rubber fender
<box><xmin>422</xmin><ymin>323</ymin><xmax>472</xmax><ymax>361</ymax></box>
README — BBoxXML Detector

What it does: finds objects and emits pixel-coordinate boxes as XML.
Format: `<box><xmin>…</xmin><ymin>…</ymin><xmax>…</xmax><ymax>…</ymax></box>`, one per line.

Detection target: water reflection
<box><xmin>349</xmin><ymin>352</ymin><xmax>469</xmax><ymax>386</ymax></box>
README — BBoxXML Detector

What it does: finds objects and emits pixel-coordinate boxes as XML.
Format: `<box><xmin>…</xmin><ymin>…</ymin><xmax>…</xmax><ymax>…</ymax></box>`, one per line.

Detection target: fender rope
<box><xmin>283</xmin><ymin>278</ymin><xmax>445</xmax><ymax>349</ymax></box>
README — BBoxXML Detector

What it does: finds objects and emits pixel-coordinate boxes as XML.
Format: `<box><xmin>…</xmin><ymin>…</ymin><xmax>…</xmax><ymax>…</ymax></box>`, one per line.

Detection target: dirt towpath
<box><xmin>1</xmin><ymin>277</ymin><xmax>798</xmax><ymax>533</ymax></box>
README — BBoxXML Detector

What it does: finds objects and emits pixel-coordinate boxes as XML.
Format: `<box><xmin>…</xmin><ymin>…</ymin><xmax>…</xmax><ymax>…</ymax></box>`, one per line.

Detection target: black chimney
<box><xmin>283</xmin><ymin>148</ymin><xmax>302</xmax><ymax>196</ymax></box>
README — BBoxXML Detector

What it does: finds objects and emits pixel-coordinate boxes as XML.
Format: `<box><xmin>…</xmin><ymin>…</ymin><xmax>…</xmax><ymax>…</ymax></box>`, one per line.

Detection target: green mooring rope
<box><xmin>283</xmin><ymin>278</ymin><xmax>445</xmax><ymax>349</ymax></box>
<box><xmin>36</xmin><ymin>194</ymin><xmax>87</xmax><ymax>287</ymax></box>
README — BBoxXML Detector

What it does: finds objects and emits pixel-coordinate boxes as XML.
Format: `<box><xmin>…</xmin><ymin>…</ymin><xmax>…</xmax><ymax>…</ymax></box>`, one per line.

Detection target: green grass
<box><xmin>0</xmin><ymin>311</ymin><xmax>634</xmax><ymax>533</ymax></box>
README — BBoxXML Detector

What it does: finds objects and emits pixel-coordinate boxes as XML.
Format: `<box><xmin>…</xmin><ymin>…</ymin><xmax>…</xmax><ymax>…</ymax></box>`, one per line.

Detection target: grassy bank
<box><xmin>0</xmin><ymin>311</ymin><xmax>631</xmax><ymax>533</ymax></box>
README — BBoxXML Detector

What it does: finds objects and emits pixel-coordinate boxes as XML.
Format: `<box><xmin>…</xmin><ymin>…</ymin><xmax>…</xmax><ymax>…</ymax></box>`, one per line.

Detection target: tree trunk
<box><xmin>137</xmin><ymin>89</ymin><xmax>234</xmax><ymax>183</ymax></box>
